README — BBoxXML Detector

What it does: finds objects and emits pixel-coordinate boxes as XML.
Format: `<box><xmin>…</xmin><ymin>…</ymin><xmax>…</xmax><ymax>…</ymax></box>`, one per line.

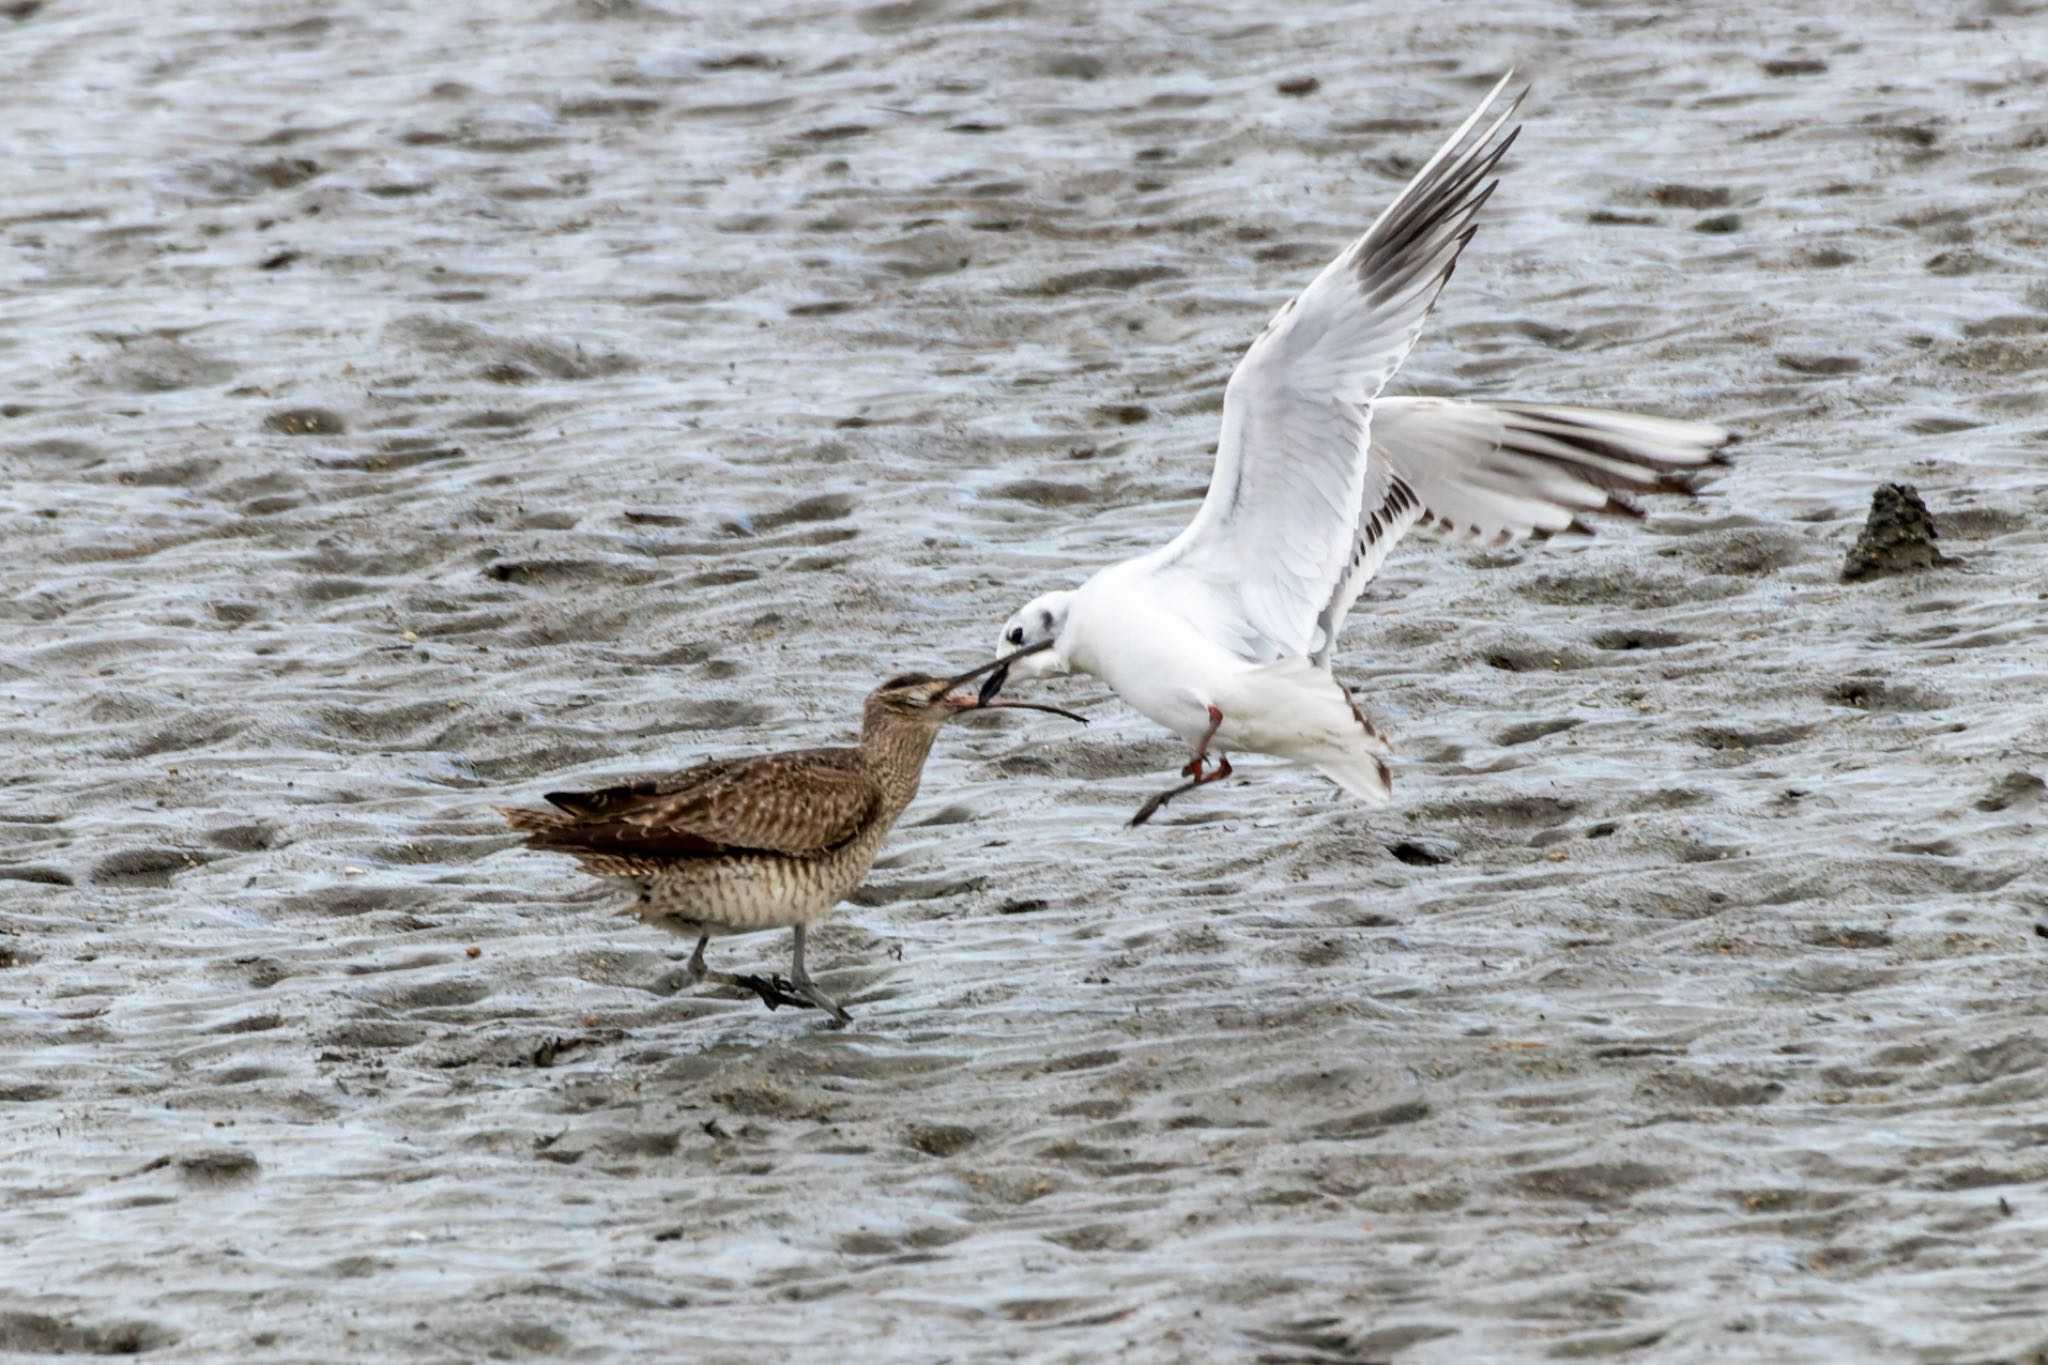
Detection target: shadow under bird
<box><xmin>980</xmin><ymin>72</ymin><xmax>1733</xmax><ymax>825</ymax></box>
<box><xmin>497</xmin><ymin>644</ymin><xmax>1083</xmax><ymax>1025</ymax></box>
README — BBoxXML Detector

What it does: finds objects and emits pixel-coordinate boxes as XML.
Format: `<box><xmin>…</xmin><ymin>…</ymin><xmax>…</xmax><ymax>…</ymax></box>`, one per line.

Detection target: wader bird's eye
<box><xmin>1006</xmin><ymin>627</ymin><xmax>1024</xmax><ymax>645</ymax></box>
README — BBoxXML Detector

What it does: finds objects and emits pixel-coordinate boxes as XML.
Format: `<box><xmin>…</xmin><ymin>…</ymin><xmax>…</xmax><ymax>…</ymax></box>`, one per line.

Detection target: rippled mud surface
<box><xmin>6</xmin><ymin>2</ymin><xmax>2048</xmax><ymax>1359</ymax></box>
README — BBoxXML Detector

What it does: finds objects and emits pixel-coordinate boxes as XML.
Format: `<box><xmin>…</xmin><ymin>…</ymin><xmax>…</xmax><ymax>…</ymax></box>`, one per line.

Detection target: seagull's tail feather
<box><xmin>1231</xmin><ymin>659</ymin><xmax>1396</xmax><ymax>807</ymax></box>
<box><xmin>1313</xmin><ymin>748</ymin><xmax>1395</xmax><ymax>807</ymax></box>
<box><xmin>1310</xmin><ymin>679</ymin><xmax>1392</xmax><ymax>806</ymax></box>
<box><xmin>1312</xmin><ymin>676</ymin><xmax>1395</xmax><ymax>806</ymax></box>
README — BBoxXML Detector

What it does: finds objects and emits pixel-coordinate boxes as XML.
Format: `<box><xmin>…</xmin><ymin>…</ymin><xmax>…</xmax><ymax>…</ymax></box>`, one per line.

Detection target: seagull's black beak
<box><xmin>943</xmin><ymin>639</ymin><xmax>1051</xmax><ymax>692</ymax></box>
<box><xmin>977</xmin><ymin>664</ymin><xmax>1009</xmax><ymax>708</ymax></box>
<box><xmin>956</xmin><ymin>640</ymin><xmax>1039</xmax><ymax>707</ymax></box>
<box><xmin>939</xmin><ymin>642</ymin><xmax>1086</xmax><ymax>723</ymax></box>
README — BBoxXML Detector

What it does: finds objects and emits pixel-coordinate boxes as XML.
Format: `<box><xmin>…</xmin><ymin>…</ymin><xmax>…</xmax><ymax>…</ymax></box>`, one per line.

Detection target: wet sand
<box><xmin>5</xmin><ymin>1</ymin><xmax>2048</xmax><ymax>1359</ymax></box>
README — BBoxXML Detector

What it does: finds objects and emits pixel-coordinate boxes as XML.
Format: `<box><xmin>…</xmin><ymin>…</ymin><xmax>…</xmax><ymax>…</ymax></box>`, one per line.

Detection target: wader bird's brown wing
<box><xmin>502</xmin><ymin>748</ymin><xmax>881</xmax><ymax>861</ymax></box>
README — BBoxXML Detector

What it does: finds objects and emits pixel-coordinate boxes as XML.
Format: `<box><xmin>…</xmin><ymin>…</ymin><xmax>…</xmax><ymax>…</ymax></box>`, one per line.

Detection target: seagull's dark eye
<box><xmin>1006</xmin><ymin>626</ymin><xmax>1025</xmax><ymax>645</ymax></box>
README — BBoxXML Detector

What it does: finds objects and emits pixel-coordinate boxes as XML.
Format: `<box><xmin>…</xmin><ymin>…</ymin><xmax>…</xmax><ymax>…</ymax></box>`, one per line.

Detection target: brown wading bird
<box><xmin>497</xmin><ymin>644</ymin><xmax>1083</xmax><ymax>1026</ymax></box>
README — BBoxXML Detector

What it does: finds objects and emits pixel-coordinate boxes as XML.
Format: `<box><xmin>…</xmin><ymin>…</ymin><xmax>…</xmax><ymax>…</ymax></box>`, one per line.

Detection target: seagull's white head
<box><xmin>994</xmin><ymin>590</ymin><xmax>1075</xmax><ymax>681</ymax></box>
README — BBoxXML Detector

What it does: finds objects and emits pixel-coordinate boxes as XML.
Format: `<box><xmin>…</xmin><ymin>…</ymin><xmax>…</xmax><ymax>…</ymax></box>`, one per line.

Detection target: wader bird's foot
<box><xmin>734</xmin><ymin>973</ymin><xmax>805</xmax><ymax>1011</ymax></box>
<box><xmin>646</xmin><ymin>934</ymin><xmax>712</xmax><ymax>996</ymax></box>
<box><xmin>1130</xmin><ymin>756</ymin><xmax>1233</xmax><ymax>827</ymax></box>
<box><xmin>790</xmin><ymin>978</ymin><xmax>853</xmax><ymax>1027</ymax></box>
<box><xmin>731</xmin><ymin>973</ymin><xmax>853</xmax><ymax>1028</ymax></box>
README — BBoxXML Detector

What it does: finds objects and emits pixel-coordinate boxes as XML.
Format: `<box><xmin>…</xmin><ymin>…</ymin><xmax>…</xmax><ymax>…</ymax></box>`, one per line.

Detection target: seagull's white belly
<box><xmin>1063</xmin><ymin>564</ymin><xmax>1379</xmax><ymax>763</ymax></box>
<box><xmin>1068</xmin><ymin>583</ymin><xmax>1233</xmax><ymax>742</ymax></box>
<box><xmin>1069</xmin><ymin>577</ymin><xmax>1306</xmax><ymax>754</ymax></box>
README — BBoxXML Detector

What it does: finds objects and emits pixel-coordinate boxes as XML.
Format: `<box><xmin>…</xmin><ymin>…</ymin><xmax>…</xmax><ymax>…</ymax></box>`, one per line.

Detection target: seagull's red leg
<box><xmin>1180</xmin><ymin>705</ymin><xmax>1225</xmax><ymax>777</ymax></box>
<box><xmin>1142</xmin><ymin>708</ymin><xmax>1232</xmax><ymax>826</ymax></box>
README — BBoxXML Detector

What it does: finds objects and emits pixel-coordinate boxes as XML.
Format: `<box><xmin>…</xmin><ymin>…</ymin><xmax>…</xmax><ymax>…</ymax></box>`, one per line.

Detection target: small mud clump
<box><xmin>1842</xmin><ymin>482</ymin><xmax>1949</xmax><ymax>581</ymax></box>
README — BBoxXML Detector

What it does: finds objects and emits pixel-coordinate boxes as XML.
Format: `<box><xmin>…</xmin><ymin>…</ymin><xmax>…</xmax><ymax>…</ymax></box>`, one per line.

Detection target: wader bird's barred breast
<box><xmin>982</xmin><ymin>72</ymin><xmax>1732</xmax><ymax>825</ymax></box>
<box><xmin>499</xmin><ymin>647</ymin><xmax>1083</xmax><ymax>1024</ymax></box>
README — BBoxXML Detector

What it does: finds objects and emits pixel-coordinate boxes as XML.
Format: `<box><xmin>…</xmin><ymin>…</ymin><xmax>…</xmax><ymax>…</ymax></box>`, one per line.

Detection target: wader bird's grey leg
<box><xmin>785</xmin><ymin>923</ymin><xmax>852</xmax><ymax>1026</ymax></box>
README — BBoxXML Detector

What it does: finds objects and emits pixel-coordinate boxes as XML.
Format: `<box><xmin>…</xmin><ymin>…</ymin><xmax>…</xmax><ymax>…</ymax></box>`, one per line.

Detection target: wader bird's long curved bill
<box><xmin>946</xmin><ymin>642</ymin><xmax>1088</xmax><ymax>724</ymax></box>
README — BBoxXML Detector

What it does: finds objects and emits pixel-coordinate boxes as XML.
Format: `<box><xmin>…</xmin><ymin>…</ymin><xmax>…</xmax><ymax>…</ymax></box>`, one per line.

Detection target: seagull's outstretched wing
<box><xmin>1306</xmin><ymin>399</ymin><xmax>1731</xmax><ymax>662</ymax></box>
<box><xmin>1371</xmin><ymin>398</ymin><xmax>1729</xmax><ymax>545</ymax></box>
<box><xmin>1148</xmin><ymin>74</ymin><xmax>1525</xmax><ymax>662</ymax></box>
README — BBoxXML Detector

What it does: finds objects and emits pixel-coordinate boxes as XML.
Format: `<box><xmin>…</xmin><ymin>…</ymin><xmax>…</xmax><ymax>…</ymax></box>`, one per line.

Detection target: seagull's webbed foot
<box><xmin>1139</xmin><ymin>706</ymin><xmax>1230</xmax><ymax>826</ymax></box>
<box><xmin>1130</xmin><ymin>755</ymin><xmax>1233</xmax><ymax>827</ymax></box>
<box><xmin>1129</xmin><ymin>787</ymin><xmax>1182</xmax><ymax>827</ymax></box>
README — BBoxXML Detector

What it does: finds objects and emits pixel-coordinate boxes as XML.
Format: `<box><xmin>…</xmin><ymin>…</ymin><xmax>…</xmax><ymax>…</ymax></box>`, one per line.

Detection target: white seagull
<box><xmin>984</xmin><ymin>74</ymin><xmax>1731</xmax><ymax>826</ymax></box>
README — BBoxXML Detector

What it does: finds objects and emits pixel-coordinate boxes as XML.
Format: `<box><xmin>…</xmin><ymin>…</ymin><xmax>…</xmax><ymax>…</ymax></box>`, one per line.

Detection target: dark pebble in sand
<box><xmin>1694</xmin><ymin>213</ymin><xmax>1742</xmax><ymax>234</ymax></box>
<box><xmin>1926</xmin><ymin>249</ymin><xmax>1995</xmax><ymax>277</ymax></box>
<box><xmin>700</xmin><ymin>52</ymin><xmax>777</xmax><ymax>72</ymax></box>
<box><xmin>263</xmin><ymin>407</ymin><xmax>346</xmax><ymax>436</ymax></box>
<box><xmin>1975</xmin><ymin>771</ymin><xmax>2044</xmax><ymax>813</ymax></box>
<box><xmin>1651</xmin><ymin>184</ymin><xmax>1732</xmax><ymax>209</ymax></box>
<box><xmin>1798</xmin><ymin>247</ymin><xmax>1857</xmax><ymax>268</ymax></box>
<box><xmin>1276</xmin><ymin>75</ymin><xmax>1320</xmax><ymax>97</ymax></box>
<box><xmin>1842</xmin><ymin>482</ymin><xmax>1949</xmax><ymax>582</ymax></box>
<box><xmin>1760</xmin><ymin>57</ymin><xmax>1828</xmax><ymax>76</ymax></box>
<box><xmin>1388</xmin><ymin>838</ymin><xmax>1456</xmax><ymax>866</ymax></box>
<box><xmin>1879</xmin><ymin>123</ymin><xmax>1939</xmax><ymax>149</ymax></box>
<box><xmin>1778</xmin><ymin>352</ymin><xmax>1861</xmax><ymax>375</ymax></box>
<box><xmin>1039</xmin><ymin>52</ymin><xmax>1105</xmax><ymax>80</ymax></box>
<box><xmin>0</xmin><ymin>1313</ymin><xmax>174</xmax><ymax>1356</ymax></box>
<box><xmin>0</xmin><ymin>864</ymin><xmax>70</xmax><ymax>887</ymax></box>
<box><xmin>905</xmin><ymin>1124</ymin><xmax>979</xmax><ymax>1157</ymax></box>
<box><xmin>96</xmin><ymin>338</ymin><xmax>237</xmax><ymax>394</ymax></box>
<box><xmin>177</xmin><ymin>1148</ymin><xmax>260</xmax><ymax>1182</ymax></box>
<box><xmin>94</xmin><ymin>847</ymin><xmax>205</xmax><ymax>886</ymax></box>
<box><xmin>798</xmin><ymin>123</ymin><xmax>870</xmax><ymax>143</ymax></box>
<box><xmin>250</xmin><ymin>157</ymin><xmax>321</xmax><ymax>189</ymax></box>
<box><xmin>1023</xmin><ymin>264</ymin><xmax>1180</xmax><ymax>296</ymax></box>
<box><xmin>754</xmin><ymin>492</ymin><xmax>854</xmax><ymax>531</ymax></box>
